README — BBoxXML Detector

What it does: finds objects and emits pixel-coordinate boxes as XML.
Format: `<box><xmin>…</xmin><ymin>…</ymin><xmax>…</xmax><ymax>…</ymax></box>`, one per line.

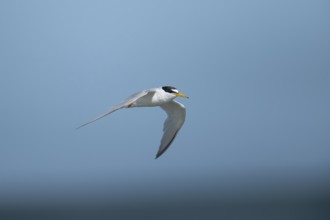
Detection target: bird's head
<box><xmin>162</xmin><ymin>86</ymin><xmax>189</xmax><ymax>99</ymax></box>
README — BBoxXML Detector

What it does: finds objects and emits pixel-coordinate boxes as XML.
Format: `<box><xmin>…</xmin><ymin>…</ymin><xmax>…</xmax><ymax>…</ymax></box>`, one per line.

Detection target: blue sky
<box><xmin>0</xmin><ymin>0</ymin><xmax>329</xmax><ymax>203</ymax></box>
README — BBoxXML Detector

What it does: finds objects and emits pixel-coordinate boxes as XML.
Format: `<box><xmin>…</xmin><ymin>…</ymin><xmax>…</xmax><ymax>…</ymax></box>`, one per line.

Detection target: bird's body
<box><xmin>77</xmin><ymin>86</ymin><xmax>188</xmax><ymax>158</ymax></box>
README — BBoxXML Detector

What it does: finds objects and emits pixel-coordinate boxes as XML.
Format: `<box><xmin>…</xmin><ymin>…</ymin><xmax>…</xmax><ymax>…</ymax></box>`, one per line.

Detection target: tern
<box><xmin>77</xmin><ymin>86</ymin><xmax>189</xmax><ymax>158</ymax></box>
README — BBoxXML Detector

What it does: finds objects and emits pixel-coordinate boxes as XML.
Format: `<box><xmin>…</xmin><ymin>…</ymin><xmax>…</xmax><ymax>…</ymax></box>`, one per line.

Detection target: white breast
<box><xmin>134</xmin><ymin>88</ymin><xmax>175</xmax><ymax>107</ymax></box>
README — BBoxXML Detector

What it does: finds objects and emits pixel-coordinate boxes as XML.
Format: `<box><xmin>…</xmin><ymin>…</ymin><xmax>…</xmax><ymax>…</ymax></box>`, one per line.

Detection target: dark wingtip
<box><xmin>75</xmin><ymin>125</ymin><xmax>82</xmax><ymax>130</ymax></box>
<box><xmin>75</xmin><ymin>123</ymin><xmax>87</xmax><ymax>130</ymax></box>
<box><xmin>155</xmin><ymin>150</ymin><xmax>165</xmax><ymax>159</ymax></box>
<box><xmin>155</xmin><ymin>154</ymin><xmax>161</xmax><ymax>159</ymax></box>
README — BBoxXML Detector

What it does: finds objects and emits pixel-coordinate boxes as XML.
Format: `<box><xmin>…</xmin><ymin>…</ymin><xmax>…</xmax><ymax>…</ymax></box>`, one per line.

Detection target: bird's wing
<box><xmin>156</xmin><ymin>100</ymin><xmax>186</xmax><ymax>158</ymax></box>
<box><xmin>76</xmin><ymin>89</ymin><xmax>150</xmax><ymax>129</ymax></box>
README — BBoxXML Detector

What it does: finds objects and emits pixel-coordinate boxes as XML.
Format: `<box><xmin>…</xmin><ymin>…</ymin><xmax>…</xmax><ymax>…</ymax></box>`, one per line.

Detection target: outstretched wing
<box><xmin>76</xmin><ymin>89</ymin><xmax>150</xmax><ymax>129</ymax></box>
<box><xmin>156</xmin><ymin>100</ymin><xmax>186</xmax><ymax>158</ymax></box>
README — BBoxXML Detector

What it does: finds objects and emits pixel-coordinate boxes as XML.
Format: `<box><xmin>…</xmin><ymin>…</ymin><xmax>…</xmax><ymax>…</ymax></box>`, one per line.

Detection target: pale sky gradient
<box><xmin>0</xmin><ymin>0</ymin><xmax>329</xmax><ymax>203</ymax></box>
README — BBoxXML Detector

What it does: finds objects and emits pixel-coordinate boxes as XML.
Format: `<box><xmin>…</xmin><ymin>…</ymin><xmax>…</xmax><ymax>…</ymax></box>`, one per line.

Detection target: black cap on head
<box><xmin>162</xmin><ymin>86</ymin><xmax>178</xmax><ymax>94</ymax></box>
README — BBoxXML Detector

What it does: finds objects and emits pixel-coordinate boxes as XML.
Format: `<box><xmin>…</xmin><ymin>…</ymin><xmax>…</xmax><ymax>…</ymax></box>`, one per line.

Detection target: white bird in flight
<box><xmin>77</xmin><ymin>86</ymin><xmax>189</xmax><ymax>158</ymax></box>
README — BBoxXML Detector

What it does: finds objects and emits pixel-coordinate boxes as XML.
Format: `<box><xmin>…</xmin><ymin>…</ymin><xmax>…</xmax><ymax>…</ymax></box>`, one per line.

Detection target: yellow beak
<box><xmin>176</xmin><ymin>92</ymin><xmax>189</xmax><ymax>99</ymax></box>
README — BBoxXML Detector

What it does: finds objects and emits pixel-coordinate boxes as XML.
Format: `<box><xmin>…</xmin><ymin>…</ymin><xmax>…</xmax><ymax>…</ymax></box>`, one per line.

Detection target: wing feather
<box><xmin>156</xmin><ymin>100</ymin><xmax>186</xmax><ymax>158</ymax></box>
<box><xmin>76</xmin><ymin>89</ymin><xmax>150</xmax><ymax>129</ymax></box>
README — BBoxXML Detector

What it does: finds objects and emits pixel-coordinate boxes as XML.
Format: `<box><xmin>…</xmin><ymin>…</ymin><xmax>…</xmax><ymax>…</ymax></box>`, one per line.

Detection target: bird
<box><xmin>77</xmin><ymin>86</ymin><xmax>189</xmax><ymax>158</ymax></box>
